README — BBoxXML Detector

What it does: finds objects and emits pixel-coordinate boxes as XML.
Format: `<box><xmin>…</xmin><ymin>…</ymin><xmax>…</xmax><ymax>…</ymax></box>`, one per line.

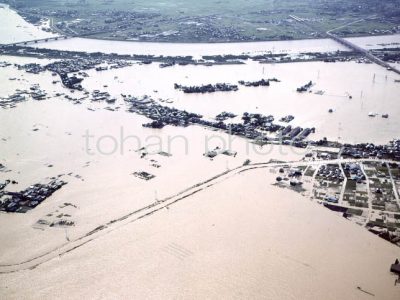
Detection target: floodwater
<box><xmin>80</xmin><ymin>59</ymin><xmax>400</xmax><ymax>144</ymax></box>
<box><xmin>1</xmin><ymin>5</ymin><xmax>400</xmax><ymax>300</ymax></box>
<box><xmin>1</xmin><ymin>170</ymin><xmax>400</xmax><ymax>299</ymax></box>
<box><xmin>0</xmin><ymin>55</ymin><xmax>307</xmax><ymax>263</ymax></box>
<box><xmin>1</xmin><ymin>54</ymin><xmax>399</xmax><ymax>144</ymax></box>
<box><xmin>0</xmin><ymin>4</ymin><xmax>57</xmax><ymax>44</ymax></box>
<box><xmin>346</xmin><ymin>34</ymin><xmax>400</xmax><ymax>50</ymax></box>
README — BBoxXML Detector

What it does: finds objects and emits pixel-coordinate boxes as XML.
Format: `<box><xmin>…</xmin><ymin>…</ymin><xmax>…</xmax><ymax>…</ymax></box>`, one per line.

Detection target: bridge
<box><xmin>0</xmin><ymin>28</ymin><xmax>121</xmax><ymax>49</ymax></box>
<box><xmin>326</xmin><ymin>32</ymin><xmax>400</xmax><ymax>75</ymax></box>
<box><xmin>0</xmin><ymin>35</ymin><xmax>71</xmax><ymax>48</ymax></box>
<box><xmin>289</xmin><ymin>15</ymin><xmax>400</xmax><ymax>76</ymax></box>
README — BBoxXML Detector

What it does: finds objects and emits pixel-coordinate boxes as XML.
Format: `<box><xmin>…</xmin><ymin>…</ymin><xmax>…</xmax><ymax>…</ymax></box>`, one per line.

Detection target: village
<box><xmin>273</xmin><ymin>153</ymin><xmax>400</xmax><ymax>248</ymax></box>
<box><xmin>0</xmin><ymin>178</ymin><xmax>67</xmax><ymax>213</ymax></box>
<box><xmin>5</xmin><ymin>0</ymin><xmax>400</xmax><ymax>43</ymax></box>
<box><xmin>1</xmin><ymin>45</ymin><xmax>387</xmax><ymax>70</ymax></box>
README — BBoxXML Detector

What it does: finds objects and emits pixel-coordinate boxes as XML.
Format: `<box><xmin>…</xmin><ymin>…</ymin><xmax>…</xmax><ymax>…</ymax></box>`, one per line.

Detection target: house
<box><xmin>391</xmin><ymin>259</ymin><xmax>400</xmax><ymax>275</ymax></box>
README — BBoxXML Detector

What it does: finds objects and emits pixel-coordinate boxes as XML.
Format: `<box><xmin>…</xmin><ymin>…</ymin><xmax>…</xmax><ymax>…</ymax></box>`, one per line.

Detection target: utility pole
<box><xmin>64</xmin><ymin>228</ymin><xmax>70</xmax><ymax>242</ymax></box>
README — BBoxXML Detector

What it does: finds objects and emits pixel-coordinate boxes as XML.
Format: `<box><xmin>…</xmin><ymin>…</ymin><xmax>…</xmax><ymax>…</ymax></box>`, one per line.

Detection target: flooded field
<box><xmin>345</xmin><ymin>34</ymin><xmax>400</xmax><ymax>50</ymax></box>
<box><xmin>1</xmin><ymin>170</ymin><xmax>400</xmax><ymax>299</ymax></box>
<box><xmin>1</xmin><ymin>54</ymin><xmax>399</xmax><ymax>144</ymax></box>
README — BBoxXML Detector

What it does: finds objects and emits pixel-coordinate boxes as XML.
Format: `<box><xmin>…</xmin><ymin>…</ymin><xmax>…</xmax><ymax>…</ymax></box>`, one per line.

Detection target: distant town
<box><xmin>3</xmin><ymin>0</ymin><xmax>400</xmax><ymax>42</ymax></box>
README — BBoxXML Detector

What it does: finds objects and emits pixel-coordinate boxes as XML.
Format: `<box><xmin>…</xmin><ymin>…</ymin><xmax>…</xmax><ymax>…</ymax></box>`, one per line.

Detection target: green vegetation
<box><xmin>5</xmin><ymin>0</ymin><xmax>400</xmax><ymax>42</ymax></box>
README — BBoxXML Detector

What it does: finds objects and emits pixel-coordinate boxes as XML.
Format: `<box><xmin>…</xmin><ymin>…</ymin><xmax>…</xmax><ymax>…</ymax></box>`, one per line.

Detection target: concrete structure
<box><xmin>0</xmin><ymin>35</ymin><xmax>70</xmax><ymax>48</ymax></box>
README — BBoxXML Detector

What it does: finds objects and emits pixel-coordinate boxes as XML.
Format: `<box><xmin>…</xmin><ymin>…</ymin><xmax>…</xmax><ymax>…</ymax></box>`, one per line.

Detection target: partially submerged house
<box><xmin>391</xmin><ymin>259</ymin><xmax>400</xmax><ymax>275</ymax></box>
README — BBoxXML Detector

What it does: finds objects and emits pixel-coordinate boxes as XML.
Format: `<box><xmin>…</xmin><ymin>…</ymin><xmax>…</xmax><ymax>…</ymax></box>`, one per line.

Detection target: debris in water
<box><xmin>133</xmin><ymin>171</ymin><xmax>155</xmax><ymax>181</ymax></box>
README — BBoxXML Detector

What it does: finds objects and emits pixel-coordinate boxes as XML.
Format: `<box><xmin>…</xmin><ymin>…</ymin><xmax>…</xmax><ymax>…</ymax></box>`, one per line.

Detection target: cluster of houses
<box><xmin>215</xmin><ymin>111</ymin><xmax>237</xmax><ymax>121</ymax></box>
<box><xmin>279</xmin><ymin>115</ymin><xmax>295</xmax><ymax>123</ymax></box>
<box><xmin>0</xmin><ymin>91</ymin><xmax>27</xmax><ymax>109</ymax></box>
<box><xmin>238</xmin><ymin>79</ymin><xmax>270</xmax><ymax>87</ymax></box>
<box><xmin>0</xmin><ymin>179</ymin><xmax>67</xmax><ymax>213</ymax></box>
<box><xmin>173</xmin><ymin>18</ymin><xmax>244</xmax><ymax>43</ymax></box>
<box><xmin>13</xmin><ymin>56</ymin><xmax>132</xmax><ymax>93</ymax></box>
<box><xmin>296</xmin><ymin>81</ymin><xmax>313</xmax><ymax>92</ymax></box>
<box><xmin>174</xmin><ymin>83</ymin><xmax>239</xmax><ymax>94</ymax></box>
<box><xmin>279</xmin><ymin>125</ymin><xmax>314</xmax><ymax>141</ymax></box>
<box><xmin>317</xmin><ymin>164</ymin><xmax>345</xmax><ymax>183</ymax></box>
<box><xmin>342</xmin><ymin>163</ymin><xmax>366</xmax><ymax>183</ymax></box>
<box><xmin>0</xmin><ymin>45</ymin><xmax>204</xmax><ymax>67</ymax></box>
<box><xmin>19</xmin><ymin>7</ymin><xmax>161</xmax><ymax>38</ymax></box>
<box><xmin>125</xmin><ymin>96</ymin><xmax>316</xmax><ymax>145</ymax></box>
<box><xmin>91</xmin><ymin>90</ymin><xmax>115</xmax><ymax>103</ymax></box>
<box><xmin>17</xmin><ymin>58</ymin><xmax>102</xmax><ymax>75</ymax></box>
<box><xmin>276</xmin><ymin>167</ymin><xmax>304</xmax><ymax>187</ymax></box>
<box><xmin>174</xmin><ymin>78</ymin><xmax>280</xmax><ymax>94</ymax></box>
<box><xmin>126</xmin><ymin>97</ymin><xmax>203</xmax><ymax>129</ymax></box>
<box><xmin>341</xmin><ymin>140</ymin><xmax>400</xmax><ymax>161</ymax></box>
<box><xmin>0</xmin><ymin>84</ymin><xmax>50</xmax><ymax>109</ymax></box>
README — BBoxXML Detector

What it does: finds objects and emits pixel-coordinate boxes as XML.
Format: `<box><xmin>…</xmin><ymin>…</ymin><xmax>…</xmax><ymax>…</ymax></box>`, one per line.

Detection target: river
<box><xmin>1</xmin><ymin>3</ymin><xmax>400</xmax><ymax>57</ymax></box>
